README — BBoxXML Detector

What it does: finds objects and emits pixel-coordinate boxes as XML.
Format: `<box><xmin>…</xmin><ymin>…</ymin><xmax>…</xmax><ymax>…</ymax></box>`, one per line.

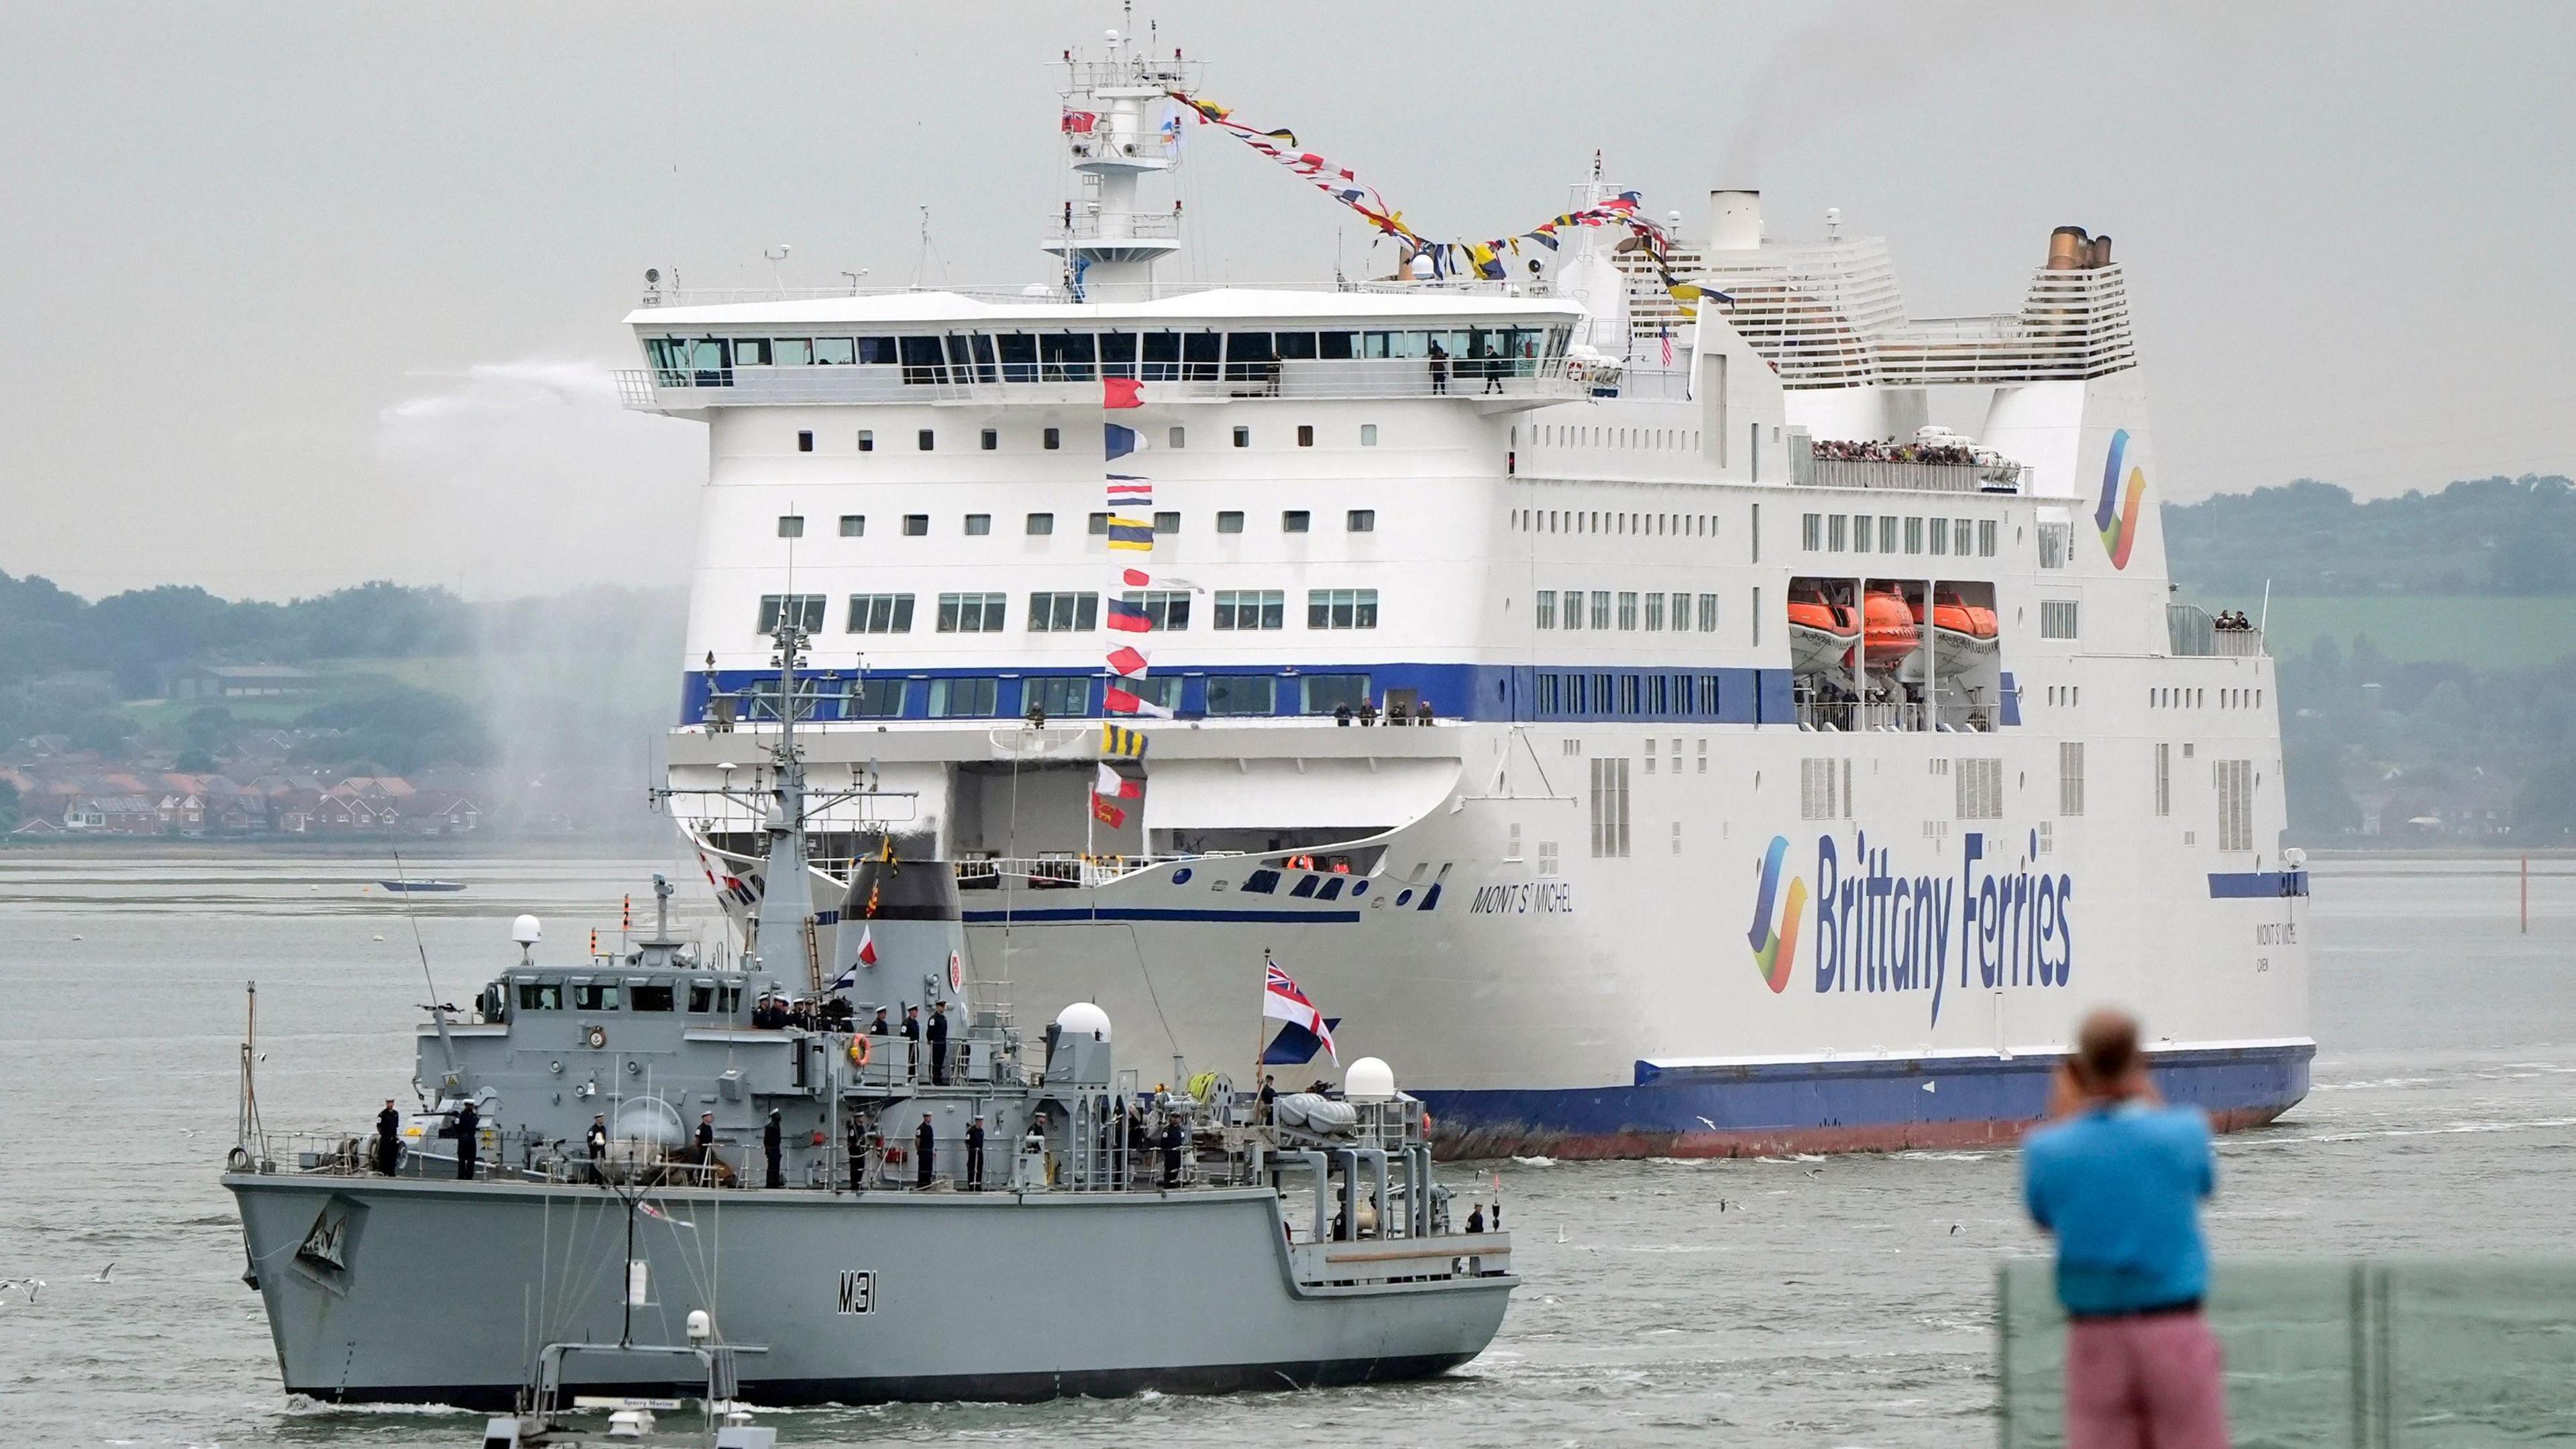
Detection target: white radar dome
<box><xmin>1344</xmin><ymin>1057</ymin><xmax>1397</xmax><ymax>1101</ymax></box>
<box><xmin>1054</xmin><ymin>1002</ymin><xmax>1112</xmax><ymax>1042</ymax></box>
<box><xmin>511</xmin><ymin>914</ymin><xmax>542</xmax><ymax>946</ymax></box>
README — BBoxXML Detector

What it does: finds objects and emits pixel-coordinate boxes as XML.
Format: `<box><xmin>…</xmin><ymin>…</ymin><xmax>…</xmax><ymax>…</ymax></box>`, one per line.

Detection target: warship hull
<box><xmin>229</xmin><ymin>1174</ymin><xmax>1511</xmax><ymax>1408</ymax></box>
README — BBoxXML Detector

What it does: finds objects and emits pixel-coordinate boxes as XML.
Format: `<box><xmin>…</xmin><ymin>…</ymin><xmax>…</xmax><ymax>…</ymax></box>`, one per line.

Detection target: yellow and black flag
<box><xmin>1100</xmin><ymin>723</ymin><xmax>1149</xmax><ymax>760</ymax></box>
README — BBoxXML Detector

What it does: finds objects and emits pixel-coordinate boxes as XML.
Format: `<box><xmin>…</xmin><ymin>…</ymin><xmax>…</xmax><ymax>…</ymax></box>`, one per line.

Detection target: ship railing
<box><xmin>1790</xmin><ymin>437</ymin><xmax>2029</xmax><ymax>494</ymax></box>
<box><xmin>953</xmin><ymin>853</ymin><xmax>1194</xmax><ymax>890</ymax></box>
<box><xmin>231</xmin><ymin>1128</ymin><xmax>612</xmax><ymax>1183</ymax></box>
<box><xmin>2167</xmin><ymin>602</ymin><xmax>2267</xmax><ymax>657</ymax></box>
<box><xmin>1998</xmin><ymin>1257</ymin><xmax>2576</xmax><ymax>1448</ymax></box>
<box><xmin>617</xmin><ymin>356</ymin><xmax>1586</xmax><ymax>411</ymax></box>
<box><xmin>633</xmin><ymin>278</ymin><xmax>1527</xmax><ymax>308</ymax></box>
<box><xmin>1795</xmin><ymin>699</ymin><xmax>1997</xmax><ymax>733</ymax></box>
<box><xmin>1044</xmin><ymin>211</ymin><xmax>1183</xmax><ymax>241</ymax></box>
<box><xmin>1289</xmin><ymin>1233</ymin><xmax>1513</xmax><ymax>1287</ymax></box>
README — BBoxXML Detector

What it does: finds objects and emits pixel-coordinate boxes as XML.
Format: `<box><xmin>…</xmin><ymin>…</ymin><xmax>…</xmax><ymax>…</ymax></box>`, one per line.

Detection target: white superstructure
<box><xmin>617</xmin><ymin>36</ymin><xmax>2309</xmax><ymax>1156</ymax></box>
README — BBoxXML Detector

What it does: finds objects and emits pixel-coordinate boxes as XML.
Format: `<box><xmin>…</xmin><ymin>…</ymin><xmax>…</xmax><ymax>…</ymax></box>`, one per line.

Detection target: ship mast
<box><xmin>1044</xmin><ymin>22</ymin><xmax>1200</xmax><ymax>301</ymax></box>
<box><xmin>746</xmin><ymin>617</ymin><xmax>817</xmax><ymax>989</ymax></box>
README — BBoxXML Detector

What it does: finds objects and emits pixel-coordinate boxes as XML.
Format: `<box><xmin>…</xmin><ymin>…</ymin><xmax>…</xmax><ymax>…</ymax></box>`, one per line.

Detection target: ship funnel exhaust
<box><xmin>1708</xmin><ymin>189</ymin><xmax>1762</xmax><ymax>251</ymax></box>
<box><xmin>2047</xmin><ymin>225</ymin><xmax>2091</xmax><ymax>270</ymax></box>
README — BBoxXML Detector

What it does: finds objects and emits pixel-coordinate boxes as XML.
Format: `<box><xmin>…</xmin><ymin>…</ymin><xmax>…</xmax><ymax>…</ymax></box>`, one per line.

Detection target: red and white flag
<box><xmin>1095</xmin><ymin>763</ymin><xmax>1143</xmax><ymax>800</ymax></box>
<box><xmin>855</xmin><ymin>927</ymin><xmax>877</xmax><ymax>967</ymax></box>
<box><xmin>1263</xmin><ymin>955</ymin><xmax>1338</xmax><ymax>1065</ymax></box>
<box><xmin>1104</xmin><ymin>683</ymin><xmax>1175</xmax><ymax>718</ymax></box>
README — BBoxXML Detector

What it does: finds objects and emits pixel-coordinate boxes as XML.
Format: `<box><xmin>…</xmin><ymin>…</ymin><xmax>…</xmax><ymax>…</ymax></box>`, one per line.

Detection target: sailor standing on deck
<box><xmin>374</xmin><ymin>1099</ymin><xmax>400</xmax><ymax>1176</ymax></box>
<box><xmin>763</xmin><ymin>1108</ymin><xmax>784</xmax><ymax>1189</ymax></box>
<box><xmin>928</xmin><ymin>1001</ymin><xmax>951</xmax><ymax>1085</ymax></box>
<box><xmin>915</xmin><ymin>1113</ymin><xmax>936</xmax><ymax>1189</ymax></box>
<box><xmin>1159</xmin><ymin>1112</ymin><xmax>1184</xmax><ymax>1188</ymax></box>
<box><xmin>901</xmin><ymin>1006</ymin><xmax>922</xmax><ymax>1080</ymax></box>
<box><xmin>439</xmin><ymin>1100</ymin><xmax>479</xmax><ymax>1180</ymax></box>
<box><xmin>965</xmin><ymin>1115</ymin><xmax>986</xmax><ymax>1191</ymax></box>
<box><xmin>586</xmin><ymin>1113</ymin><xmax>608</xmax><ymax>1182</ymax></box>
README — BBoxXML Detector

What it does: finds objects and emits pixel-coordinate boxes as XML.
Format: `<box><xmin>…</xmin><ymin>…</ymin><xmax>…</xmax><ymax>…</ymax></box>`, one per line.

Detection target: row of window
<box><xmin>757</xmin><ymin>589</ymin><xmax>1381</xmax><ymax>637</ymax></box>
<box><xmin>2151</xmin><ymin>686</ymin><xmax>2263</xmax><ymax>710</ymax></box>
<box><xmin>792</xmin><ymin>423</ymin><xmax>1388</xmax><ymax>455</ymax></box>
<box><xmin>649</xmin><ymin>327</ymin><xmax>1564</xmax><ymax>386</ymax></box>
<box><xmin>722</xmin><ymin>672</ymin><xmax>1379</xmax><ymax>722</ymax></box>
<box><xmin>1795</xmin><ymin>743</ymin><xmax>2255</xmax><ymax>837</ymax></box>
<box><xmin>1515</xmin><ymin>508</ymin><xmax>1717</xmax><ymax>538</ymax></box>
<box><xmin>1801</xmin><ymin>512</ymin><xmax>2000</xmax><ymax>559</ymax></box>
<box><xmin>514</xmin><ymin>979</ymin><xmax>744</xmax><ymax>1014</ymax></box>
<box><xmin>1534</xmin><ymin>591</ymin><xmax>1723</xmax><ymax>633</ymax></box>
<box><xmin>784</xmin><ymin>509</ymin><xmax>1378</xmax><ymax>539</ymax></box>
<box><xmin>1532</xmin><ymin>672</ymin><xmax>1729</xmax><ymax>718</ymax></box>
<box><xmin>1535</xmin><ymin>425</ymin><xmax>1703</xmax><ymax>452</ymax></box>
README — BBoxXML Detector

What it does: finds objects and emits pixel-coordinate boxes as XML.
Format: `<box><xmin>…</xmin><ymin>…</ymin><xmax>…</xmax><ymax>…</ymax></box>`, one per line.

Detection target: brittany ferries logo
<box><xmin>2095</xmin><ymin>428</ymin><xmax>2147</xmax><ymax>570</ymax></box>
<box><xmin>1746</xmin><ymin>836</ymin><xmax>1807</xmax><ymax>994</ymax></box>
<box><xmin>1748</xmin><ymin>830</ymin><xmax>2077</xmax><ymax>1024</ymax></box>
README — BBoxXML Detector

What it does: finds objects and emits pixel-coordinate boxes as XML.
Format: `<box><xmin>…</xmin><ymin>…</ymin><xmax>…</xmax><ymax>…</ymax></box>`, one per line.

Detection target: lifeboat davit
<box><xmin>1909</xmin><ymin>590</ymin><xmax>2000</xmax><ymax>672</ymax></box>
<box><xmin>1862</xmin><ymin>588</ymin><xmax>1920</xmax><ymax>667</ymax></box>
<box><xmin>1786</xmin><ymin>590</ymin><xmax>1859</xmax><ymax>674</ymax></box>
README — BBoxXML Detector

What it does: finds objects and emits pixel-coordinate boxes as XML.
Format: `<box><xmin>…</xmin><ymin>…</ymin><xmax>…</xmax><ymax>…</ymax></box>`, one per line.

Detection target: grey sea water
<box><xmin>3</xmin><ymin>853</ymin><xmax>2572</xmax><ymax>1448</ymax></box>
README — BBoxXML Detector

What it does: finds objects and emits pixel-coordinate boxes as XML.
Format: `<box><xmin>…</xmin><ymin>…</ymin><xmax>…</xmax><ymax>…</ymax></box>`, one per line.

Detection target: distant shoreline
<box><xmin>0</xmin><ymin>834</ymin><xmax>669</xmax><ymax>859</ymax></box>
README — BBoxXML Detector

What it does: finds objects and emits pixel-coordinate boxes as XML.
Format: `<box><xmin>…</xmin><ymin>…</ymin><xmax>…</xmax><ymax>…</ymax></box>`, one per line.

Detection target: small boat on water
<box><xmin>378</xmin><ymin>879</ymin><xmax>466</xmax><ymax>893</ymax></box>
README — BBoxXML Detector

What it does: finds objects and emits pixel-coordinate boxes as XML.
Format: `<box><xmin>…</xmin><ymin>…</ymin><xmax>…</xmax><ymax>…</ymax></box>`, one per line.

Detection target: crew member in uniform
<box><xmin>845</xmin><ymin>1114</ymin><xmax>867</xmax><ymax>1190</ymax></box>
<box><xmin>586</xmin><ymin>1112</ymin><xmax>608</xmax><ymax>1182</ymax></box>
<box><xmin>374</xmin><ymin>1099</ymin><xmax>400</xmax><ymax>1176</ymax></box>
<box><xmin>696</xmin><ymin>1111</ymin><xmax>716</xmax><ymax>1179</ymax></box>
<box><xmin>965</xmin><ymin>1115</ymin><xmax>986</xmax><ymax>1191</ymax></box>
<box><xmin>1257</xmin><ymin>1075</ymin><xmax>1277</xmax><ymax>1124</ymax></box>
<box><xmin>869</xmin><ymin>1006</ymin><xmax>890</xmax><ymax>1036</ymax></box>
<box><xmin>915</xmin><ymin>1113</ymin><xmax>936</xmax><ymax>1188</ymax></box>
<box><xmin>927</xmin><ymin>1001</ymin><xmax>951</xmax><ymax>1085</ymax></box>
<box><xmin>763</xmin><ymin>1108</ymin><xmax>784</xmax><ymax>1189</ymax></box>
<box><xmin>440</xmin><ymin>1100</ymin><xmax>479</xmax><ymax>1180</ymax></box>
<box><xmin>901</xmin><ymin>1006</ymin><xmax>922</xmax><ymax>1080</ymax></box>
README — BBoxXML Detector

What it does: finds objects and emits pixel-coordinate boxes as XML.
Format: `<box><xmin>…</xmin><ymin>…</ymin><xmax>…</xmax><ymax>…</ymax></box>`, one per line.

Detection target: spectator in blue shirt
<box><xmin>2023</xmin><ymin>1009</ymin><xmax>2231</xmax><ymax>1449</ymax></box>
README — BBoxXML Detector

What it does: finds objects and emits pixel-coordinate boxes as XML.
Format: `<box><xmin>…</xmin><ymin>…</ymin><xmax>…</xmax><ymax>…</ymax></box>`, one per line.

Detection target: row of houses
<box><xmin>4</xmin><ymin>767</ymin><xmax>480</xmax><ymax>839</ymax></box>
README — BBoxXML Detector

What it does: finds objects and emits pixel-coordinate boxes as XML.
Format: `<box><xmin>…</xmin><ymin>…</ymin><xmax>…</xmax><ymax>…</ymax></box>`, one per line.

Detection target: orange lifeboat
<box><xmin>1786</xmin><ymin>587</ymin><xmax>1858</xmax><ymax>674</ymax></box>
<box><xmin>1862</xmin><ymin>587</ymin><xmax>1920</xmax><ymax>667</ymax></box>
<box><xmin>1909</xmin><ymin>588</ymin><xmax>2000</xmax><ymax>670</ymax></box>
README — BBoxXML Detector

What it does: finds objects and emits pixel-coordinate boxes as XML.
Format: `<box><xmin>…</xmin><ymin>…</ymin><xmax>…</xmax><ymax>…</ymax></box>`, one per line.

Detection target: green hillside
<box><xmin>2259</xmin><ymin>596</ymin><xmax>2576</xmax><ymax>669</ymax></box>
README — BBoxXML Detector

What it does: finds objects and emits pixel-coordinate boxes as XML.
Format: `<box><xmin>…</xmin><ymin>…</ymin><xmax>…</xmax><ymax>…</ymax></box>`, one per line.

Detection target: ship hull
<box><xmin>228</xmin><ymin>1176</ymin><xmax>1509</xmax><ymax>1408</ymax></box>
<box><xmin>684</xmin><ymin>704</ymin><xmax>2314</xmax><ymax>1160</ymax></box>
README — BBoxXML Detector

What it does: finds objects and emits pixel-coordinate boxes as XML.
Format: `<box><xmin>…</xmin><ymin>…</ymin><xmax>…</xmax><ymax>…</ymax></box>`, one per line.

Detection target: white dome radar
<box><xmin>1055</xmin><ymin>1001</ymin><xmax>1112</xmax><ymax>1042</ymax></box>
<box><xmin>511</xmin><ymin>914</ymin><xmax>543</xmax><ymax>946</ymax></box>
<box><xmin>1344</xmin><ymin>1056</ymin><xmax>1397</xmax><ymax>1101</ymax></box>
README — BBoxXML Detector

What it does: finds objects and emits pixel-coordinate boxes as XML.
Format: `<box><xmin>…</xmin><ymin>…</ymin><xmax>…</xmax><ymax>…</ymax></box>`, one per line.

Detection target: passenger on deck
<box><xmin>1124</xmin><ymin>1105</ymin><xmax>1147</xmax><ymax>1187</ymax></box>
<box><xmin>1160</xmin><ymin>1113</ymin><xmax>1184</xmax><ymax>1187</ymax></box>
<box><xmin>1477</xmin><ymin>338</ymin><xmax>1504</xmax><ymax>394</ymax></box>
<box><xmin>1334</xmin><ymin>702</ymin><xmax>1353</xmax><ymax>726</ymax></box>
<box><xmin>374</xmin><ymin>1099</ymin><xmax>401</xmax><ymax>1176</ymax></box>
<box><xmin>915</xmin><ymin>1114</ymin><xmax>936</xmax><ymax>1189</ymax></box>
<box><xmin>1358</xmin><ymin>697</ymin><xmax>1378</xmax><ymax>726</ymax></box>
<box><xmin>1427</xmin><ymin>340</ymin><xmax>1450</xmax><ymax>394</ymax></box>
<box><xmin>763</xmin><ymin>1109</ymin><xmax>784</xmax><ymax>1189</ymax></box>
<box><xmin>1258</xmin><ymin>1074</ymin><xmax>1277</xmax><ymax>1124</ymax></box>
<box><xmin>928</xmin><ymin>1001</ymin><xmax>951</xmax><ymax>1085</ymax></box>
<box><xmin>966</xmin><ymin>1115</ymin><xmax>986</xmax><ymax>1191</ymax></box>
<box><xmin>1466</xmin><ymin>1203</ymin><xmax>1485</xmax><ymax>1234</ymax></box>
<box><xmin>1415</xmin><ymin>699</ymin><xmax>1434</xmax><ymax>725</ymax></box>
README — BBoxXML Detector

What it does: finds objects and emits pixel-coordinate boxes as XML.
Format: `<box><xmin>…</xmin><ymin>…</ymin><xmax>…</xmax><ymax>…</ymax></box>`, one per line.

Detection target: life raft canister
<box><xmin>848</xmin><ymin>1036</ymin><xmax>872</xmax><ymax>1069</ymax></box>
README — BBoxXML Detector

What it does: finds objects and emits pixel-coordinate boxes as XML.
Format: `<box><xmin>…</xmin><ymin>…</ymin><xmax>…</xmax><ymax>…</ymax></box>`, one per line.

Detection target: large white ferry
<box><xmin>618</xmin><ymin>36</ymin><xmax>2309</xmax><ymax>1157</ymax></box>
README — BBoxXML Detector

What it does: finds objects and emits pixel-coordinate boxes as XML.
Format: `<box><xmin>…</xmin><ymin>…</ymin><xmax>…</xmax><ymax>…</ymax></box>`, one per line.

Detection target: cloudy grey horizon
<box><xmin>3</xmin><ymin>1</ymin><xmax>2569</xmax><ymax>601</ymax></box>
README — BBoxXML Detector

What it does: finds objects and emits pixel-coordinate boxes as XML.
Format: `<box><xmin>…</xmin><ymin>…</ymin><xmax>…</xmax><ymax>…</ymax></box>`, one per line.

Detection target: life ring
<box><xmin>225</xmin><ymin>1145</ymin><xmax>252</xmax><ymax>1173</ymax></box>
<box><xmin>848</xmin><ymin>1036</ymin><xmax>872</xmax><ymax>1069</ymax></box>
<box><xmin>584</xmin><ymin>1025</ymin><xmax>607</xmax><ymax>1050</ymax></box>
<box><xmin>1566</xmin><ymin>358</ymin><xmax>1589</xmax><ymax>384</ymax></box>
<box><xmin>948</xmin><ymin>951</ymin><xmax>964</xmax><ymax>993</ymax></box>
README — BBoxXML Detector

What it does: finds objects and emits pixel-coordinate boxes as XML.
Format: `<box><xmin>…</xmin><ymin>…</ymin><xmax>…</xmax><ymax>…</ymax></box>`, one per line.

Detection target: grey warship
<box><xmin>223</xmin><ymin>619</ymin><xmax>1514</xmax><ymax>1409</ymax></box>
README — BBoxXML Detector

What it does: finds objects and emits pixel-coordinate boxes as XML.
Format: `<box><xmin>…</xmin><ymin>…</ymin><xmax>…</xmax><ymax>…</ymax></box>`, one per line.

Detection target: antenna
<box><xmin>390</xmin><ymin>849</ymin><xmax>442</xmax><ymax>1004</ymax></box>
<box><xmin>763</xmin><ymin>244</ymin><xmax>792</xmax><ymax>297</ymax></box>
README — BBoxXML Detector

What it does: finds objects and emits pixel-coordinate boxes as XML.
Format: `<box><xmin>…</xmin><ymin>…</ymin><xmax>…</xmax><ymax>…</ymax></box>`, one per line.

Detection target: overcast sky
<box><xmin>3</xmin><ymin>1</ymin><xmax>2569</xmax><ymax>600</ymax></box>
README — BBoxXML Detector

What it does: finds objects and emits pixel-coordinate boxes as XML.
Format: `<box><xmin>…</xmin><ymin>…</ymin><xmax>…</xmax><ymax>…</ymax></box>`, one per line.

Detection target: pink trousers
<box><xmin>2064</xmin><ymin>1310</ymin><xmax>2231</xmax><ymax>1449</ymax></box>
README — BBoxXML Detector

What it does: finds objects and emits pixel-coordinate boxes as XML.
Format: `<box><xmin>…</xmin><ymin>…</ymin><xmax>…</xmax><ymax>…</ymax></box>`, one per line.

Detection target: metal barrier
<box><xmin>619</xmin><ymin>356</ymin><xmax>1584</xmax><ymax>411</ymax></box>
<box><xmin>1997</xmin><ymin>1257</ymin><xmax>2576</xmax><ymax>1448</ymax></box>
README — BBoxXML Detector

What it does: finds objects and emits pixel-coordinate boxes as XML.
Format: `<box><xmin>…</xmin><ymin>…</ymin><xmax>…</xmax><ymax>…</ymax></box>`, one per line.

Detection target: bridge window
<box><xmin>847</xmin><ymin>593</ymin><xmax>915</xmax><ymax>633</ymax></box>
<box><xmin>629</xmin><ymin>983</ymin><xmax>676</xmax><ymax>1012</ymax></box>
<box><xmin>1028</xmin><ymin>676</ymin><xmax>1091</xmax><ymax>717</ymax></box>
<box><xmin>812</xmin><ymin>339</ymin><xmax>858</xmax><ymax>366</ymax></box>
<box><xmin>572</xmin><ymin>981</ymin><xmax>620</xmax><ymax>1011</ymax></box>
<box><xmin>926</xmin><ymin>678</ymin><xmax>1000</xmax><ymax>718</ymax></box>
<box><xmin>1299</xmin><ymin>674</ymin><xmax>1371</xmax><ymax>716</ymax></box>
<box><xmin>515</xmin><ymin>980</ymin><xmax>561</xmax><ymax>1011</ymax></box>
<box><xmin>1207</xmin><ymin>676</ymin><xmax>1275</xmax><ymax>716</ymax></box>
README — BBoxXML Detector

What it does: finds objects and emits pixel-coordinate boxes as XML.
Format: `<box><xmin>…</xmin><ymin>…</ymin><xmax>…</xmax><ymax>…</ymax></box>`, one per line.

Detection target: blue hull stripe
<box><xmin>1415</xmin><ymin>1042</ymin><xmax>2313</xmax><ymax>1154</ymax></box>
<box><xmin>960</xmin><ymin>907</ymin><xmax>1362</xmax><ymax>924</ymax></box>
<box><xmin>2208</xmin><ymin>870</ymin><xmax>2310</xmax><ymax>898</ymax></box>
